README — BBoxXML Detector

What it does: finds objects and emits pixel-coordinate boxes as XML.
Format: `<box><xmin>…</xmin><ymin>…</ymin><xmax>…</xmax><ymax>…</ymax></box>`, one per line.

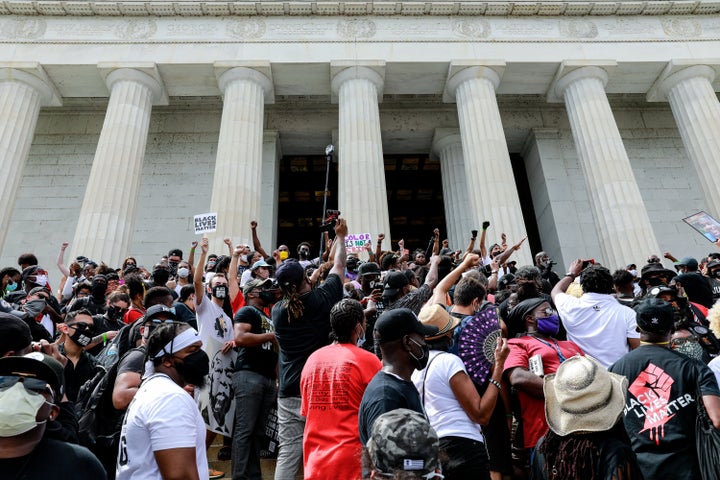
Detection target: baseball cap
<box><xmin>243</xmin><ymin>278</ymin><xmax>273</xmax><ymax>296</ymax></box>
<box><xmin>0</xmin><ymin>352</ymin><xmax>64</xmax><ymax>400</ymax></box>
<box><xmin>383</xmin><ymin>271</ymin><xmax>410</xmax><ymax>298</ymax></box>
<box><xmin>367</xmin><ymin>408</ymin><xmax>440</xmax><ymax>476</ymax></box>
<box><xmin>677</xmin><ymin>257</ymin><xmax>698</xmax><ymax>270</ymax></box>
<box><xmin>168</xmin><ymin>248</ymin><xmax>183</xmax><ymax>258</ymax></box>
<box><xmin>635</xmin><ymin>298</ymin><xmax>674</xmax><ymax>334</ymax></box>
<box><xmin>275</xmin><ymin>258</ymin><xmax>304</xmax><ymax>289</ymax></box>
<box><xmin>358</xmin><ymin>262</ymin><xmax>381</xmax><ymax>277</ymax></box>
<box><xmin>251</xmin><ymin>260</ymin><xmax>271</xmax><ymax>272</ymax></box>
<box><xmin>0</xmin><ymin>313</ymin><xmax>32</xmax><ymax>356</ymax></box>
<box><xmin>374</xmin><ymin>308</ymin><xmax>438</xmax><ymax>344</ymax></box>
<box><xmin>145</xmin><ymin>304</ymin><xmax>177</xmax><ymax>322</ymax></box>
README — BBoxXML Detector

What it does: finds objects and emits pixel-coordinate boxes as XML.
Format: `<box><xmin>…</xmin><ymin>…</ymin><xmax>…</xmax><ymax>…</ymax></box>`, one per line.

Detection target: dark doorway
<box><xmin>511</xmin><ymin>153</ymin><xmax>542</xmax><ymax>256</ymax></box>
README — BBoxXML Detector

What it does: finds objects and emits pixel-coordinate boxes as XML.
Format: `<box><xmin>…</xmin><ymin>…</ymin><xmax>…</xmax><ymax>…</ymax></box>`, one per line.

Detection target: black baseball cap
<box><xmin>0</xmin><ymin>313</ymin><xmax>32</xmax><ymax>356</ymax></box>
<box><xmin>635</xmin><ymin>298</ymin><xmax>674</xmax><ymax>334</ymax></box>
<box><xmin>383</xmin><ymin>271</ymin><xmax>410</xmax><ymax>297</ymax></box>
<box><xmin>0</xmin><ymin>353</ymin><xmax>64</xmax><ymax>399</ymax></box>
<box><xmin>374</xmin><ymin>308</ymin><xmax>438</xmax><ymax>344</ymax></box>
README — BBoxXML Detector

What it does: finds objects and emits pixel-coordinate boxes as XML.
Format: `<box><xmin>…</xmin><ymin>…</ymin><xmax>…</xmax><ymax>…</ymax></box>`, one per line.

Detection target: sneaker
<box><xmin>208</xmin><ymin>468</ymin><xmax>225</xmax><ymax>479</ymax></box>
<box><xmin>217</xmin><ymin>445</ymin><xmax>232</xmax><ymax>461</ymax></box>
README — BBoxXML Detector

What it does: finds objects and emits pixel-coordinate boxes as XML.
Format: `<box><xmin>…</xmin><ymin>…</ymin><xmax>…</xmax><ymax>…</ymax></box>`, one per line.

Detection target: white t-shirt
<box><xmin>708</xmin><ymin>356</ymin><xmax>720</xmax><ymax>387</ymax></box>
<box><xmin>116</xmin><ymin>373</ymin><xmax>208</xmax><ymax>480</ymax></box>
<box><xmin>411</xmin><ymin>350</ymin><xmax>484</xmax><ymax>442</ymax></box>
<box><xmin>554</xmin><ymin>292</ymin><xmax>639</xmax><ymax>368</ymax></box>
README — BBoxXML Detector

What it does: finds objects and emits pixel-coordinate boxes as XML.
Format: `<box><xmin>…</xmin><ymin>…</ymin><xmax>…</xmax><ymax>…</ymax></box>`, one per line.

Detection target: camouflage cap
<box><xmin>367</xmin><ymin>408</ymin><xmax>439</xmax><ymax>475</ymax></box>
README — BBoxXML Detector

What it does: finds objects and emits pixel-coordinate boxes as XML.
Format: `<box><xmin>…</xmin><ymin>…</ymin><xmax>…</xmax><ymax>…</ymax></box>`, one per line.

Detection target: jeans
<box><xmin>231</xmin><ymin>370</ymin><xmax>277</xmax><ymax>480</ymax></box>
<box><xmin>274</xmin><ymin>396</ymin><xmax>304</xmax><ymax>480</ymax></box>
<box><xmin>439</xmin><ymin>436</ymin><xmax>490</xmax><ymax>480</ymax></box>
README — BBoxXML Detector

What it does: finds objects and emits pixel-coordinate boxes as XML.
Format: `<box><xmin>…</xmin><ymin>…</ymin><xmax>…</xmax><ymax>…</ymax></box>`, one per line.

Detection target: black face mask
<box><xmin>173</xmin><ymin>350</ymin><xmax>210</xmax><ymax>388</ymax></box>
<box><xmin>107</xmin><ymin>305</ymin><xmax>124</xmax><ymax>321</ymax></box>
<box><xmin>91</xmin><ymin>282</ymin><xmax>107</xmax><ymax>300</ymax></box>
<box><xmin>408</xmin><ymin>337</ymin><xmax>430</xmax><ymax>370</ymax></box>
<box><xmin>69</xmin><ymin>323</ymin><xmax>93</xmax><ymax>347</ymax></box>
<box><xmin>212</xmin><ymin>285</ymin><xmax>227</xmax><ymax>299</ymax></box>
<box><xmin>647</xmin><ymin>277</ymin><xmax>664</xmax><ymax>287</ymax></box>
<box><xmin>259</xmin><ymin>291</ymin><xmax>275</xmax><ymax>305</ymax></box>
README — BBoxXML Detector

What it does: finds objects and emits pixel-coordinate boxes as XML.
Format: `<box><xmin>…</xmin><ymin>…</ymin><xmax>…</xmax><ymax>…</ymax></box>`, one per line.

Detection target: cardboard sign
<box><xmin>345</xmin><ymin>233</ymin><xmax>372</xmax><ymax>254</ymax></box>
<box><xmin>194</xmin><ymin>212</ymin><xmax>217</xmax><ymax>234</ymax></box>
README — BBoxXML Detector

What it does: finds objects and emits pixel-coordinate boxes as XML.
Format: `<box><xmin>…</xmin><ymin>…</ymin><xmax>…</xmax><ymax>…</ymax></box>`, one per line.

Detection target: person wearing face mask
<box><xmin>0</xmin><ymin>353</ymin><xmax>107</xmax><ymax>479</ymax></box>
<box><xmin>69</xmin><ymin>274</ymin><xmax>109</xmax><ymax>316</ymax></box>
<box><xmin>504</xmin><ymin>298</ymin><xmax>584</xmax><ymax>465</ymax></box>
<box><xmin>229</xmin><ymin>277</ymin><xmax>279</xmax><ymax>480</ymax></box>
<box><xmin>194</xmin><ymin>237</ymin><xmax>237</xmax><ymax>464</ymax></box>
<box><xmin>1</xmin><ymin>266</ymin><xmax>21</xmax><ymax>298</ymax></box>
<box><xmin>411</xmin><ymin>304</ymin><xmax>510</xmax><ymax>480</ymax></box>
<box><xmin>300</xmin><ymin>299</ymin><xmax>382</xmax><ymax>480</ymax></box>
<box><xmin>174</xmin><ymin>261</ymin><xmax>192</xmax><ymax>296</ymax></box>
<box><xmin>552</xmin><ymin>261</ymin><xmax>640</xmax><ymax>368</ymax></box>
<box><xmin>638</xmin><ymin>262</ymin><xmax>676</xmax><ymax>297</ymax></box>
<box><xmin>358</xmin><ymin>308</ymin><xmax>439</xmax><ymax>446</ymax></box>
<box><xmin>116</xmin><ymin>323</ymin><xmax>209</xmax><ymax>480</ymax></box>
<box><xmin>59</xmin><ymin>309</ymin><xmax>98</xmax><ymax>402</ymax></box>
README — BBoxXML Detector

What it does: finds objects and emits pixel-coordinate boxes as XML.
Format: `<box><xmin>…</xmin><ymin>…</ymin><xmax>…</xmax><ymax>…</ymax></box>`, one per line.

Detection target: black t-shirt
<box><xmin>358</xmin><ymin>371</ymin><xmax>425</xmax><ymax>445</ymax></box>
<box><xmin>707</xmin><ymin>277</ymin><xmax>720</xmax><ymax>300</ymax></box>
<box><xmin>234</xmin><ymin>305</ymin><xmax>278</xmax><ymax>380</ymax></box>
<box><xmin>609</xmin><ymin>345</ymin><xmax>720</xmax><ymax>480</ymax></box>
<box><xmin>63</xmin><ymin>350</ymin><xmax>97</xmax><ymax>403</ymax></box>
<box><xmin>273</xmin><ymin>273</ymin><xmax>343</xmax><ymax>398</ymax></box>
<box><xmin>0</xmin><ymin>436</ymin><xmax>107</xmax><ymax>479</ymax></box>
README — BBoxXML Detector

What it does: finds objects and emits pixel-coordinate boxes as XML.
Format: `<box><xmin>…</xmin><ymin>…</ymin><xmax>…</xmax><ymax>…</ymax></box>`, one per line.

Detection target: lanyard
<box><xmin>531</xmin><ymin>336</ymin><xmax>568</xmax><ymax>363</ymax></box>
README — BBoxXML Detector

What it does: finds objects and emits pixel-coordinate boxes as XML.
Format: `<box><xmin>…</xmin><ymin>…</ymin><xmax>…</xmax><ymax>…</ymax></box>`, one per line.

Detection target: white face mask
<box><xmin>33</xmin><ymin>274</ymin><xmax>48</xmax><ymax>287</ymax></box>
<box><xmin>177</xmin><ymin>267</ymin><xmax>190</xmax><ymax>278</ymax></box>
<box><xmin>240</xmin><ymin>255</ymin><xmax>248</xmax><ymax>263</ymax></box>
<box><xmin>629</xmin><ymin>269</ymin><xmax>638</xmax><ymax>277</ymax></box>
<box><xmin>0</xmin><ymin>383</ymin><xmax>49</xmax><ymax>437</ymax></box>
<box><xmin>355</xmin><ymin>324</ymin><xmax>366</xmax><ymax>348</ymax></box>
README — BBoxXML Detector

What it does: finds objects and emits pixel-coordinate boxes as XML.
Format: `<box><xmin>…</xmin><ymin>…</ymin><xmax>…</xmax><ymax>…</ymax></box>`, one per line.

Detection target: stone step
<box><xmin>208</xmin><ymin>442</ymin><xmax>303</xmax><ymax>480</ymax></box>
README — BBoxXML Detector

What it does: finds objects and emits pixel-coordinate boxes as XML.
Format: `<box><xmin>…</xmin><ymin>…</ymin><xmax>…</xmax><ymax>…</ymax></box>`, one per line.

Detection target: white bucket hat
<box><xmin>543</xmin><ymin>355</ymin><xmax>627</xmax><ymax>436</ymax></box>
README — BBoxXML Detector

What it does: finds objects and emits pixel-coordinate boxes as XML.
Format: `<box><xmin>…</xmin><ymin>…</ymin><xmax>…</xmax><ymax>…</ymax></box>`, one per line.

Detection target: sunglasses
<box><xmin>0</xmin><ymin>375</ymin><xmax>55</xmax><ymax>398</ymax></box>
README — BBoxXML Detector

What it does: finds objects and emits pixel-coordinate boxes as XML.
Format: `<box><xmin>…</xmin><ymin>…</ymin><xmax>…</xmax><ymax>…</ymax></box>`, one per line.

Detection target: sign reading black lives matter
<box><xmin>194</xmin><ymin>212</ymin><xmax>218</xmax><ymax>234</ymax></box>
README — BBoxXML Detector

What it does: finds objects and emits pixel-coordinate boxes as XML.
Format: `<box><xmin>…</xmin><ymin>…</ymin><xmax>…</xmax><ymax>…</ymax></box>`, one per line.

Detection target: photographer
<box><xmin>534</xmin><ymin>251</ymin><xmax>560</xmax><ymax>289</ymax></box>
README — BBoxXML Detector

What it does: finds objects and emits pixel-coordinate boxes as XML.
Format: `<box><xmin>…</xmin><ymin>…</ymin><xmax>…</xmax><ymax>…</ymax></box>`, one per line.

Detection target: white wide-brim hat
<box><xmin>543</xmin><ymin>355</ymin><xmax>627</xmax><ymax>436</ymax></box>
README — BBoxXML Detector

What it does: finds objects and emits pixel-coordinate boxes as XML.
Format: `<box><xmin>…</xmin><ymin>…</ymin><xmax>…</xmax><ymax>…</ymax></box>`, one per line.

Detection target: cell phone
<box><xmin>369</xmin><ymin>281</ymin><xmax>384</xmax><ymax>292</ymax></box>
<box><xmin>581</xmin><ymin>259</ymin><xmax>596</xmax><ymax>270</ymax></box>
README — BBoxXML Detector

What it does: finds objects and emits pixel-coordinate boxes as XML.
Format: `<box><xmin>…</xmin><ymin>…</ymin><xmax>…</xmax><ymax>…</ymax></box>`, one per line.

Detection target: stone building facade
<box><xmin>1</xmin><ymin>1</ymin><xmax>719</xmax><ymax>272</ymax></box>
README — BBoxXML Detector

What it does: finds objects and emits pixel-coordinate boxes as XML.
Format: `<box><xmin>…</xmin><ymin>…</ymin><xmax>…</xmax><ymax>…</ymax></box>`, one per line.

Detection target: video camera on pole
<box><xmin>320</xmin><ymin>209</ymin><xmax>340</xmax><ymax>233</ymax></box>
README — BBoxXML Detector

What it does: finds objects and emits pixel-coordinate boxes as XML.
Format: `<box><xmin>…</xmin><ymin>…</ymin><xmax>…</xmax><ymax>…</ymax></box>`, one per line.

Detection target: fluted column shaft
<box><xmin>208</xmin><ymin>67</ymin><xmax>271</xmax><ymax>252</ymax></box>
<box><xmin>0</xmin><ymin>69</ymin><xmax>53</xmax><ymax>254</ymax></box>
<box><xmin>434</xmin><ymin>132</ymin><xmax>472</xmax><ymax>250</ymax></box>
<box><xmin>557</xmin><ymin>66</ymin><xmax>660</xmax><ymax>267</ymax></box>
<box><xmin>448</xmin><ymin>67</ymin><xmax>531</xmax><ymax>264</ymax></box>
<box><xmin>333</xmin><ymin>67</ymin><xmax>391</xmax><ymax>241</ymax></box>
<box><xmin>72</xmin><ymin>68</ymin><xmax>161</xmax><ymax>265</ymax></box>
<box><xmin>662</xmin><ymin>66</ymin><xmax>720</xmax><ymax>217</ymax></box>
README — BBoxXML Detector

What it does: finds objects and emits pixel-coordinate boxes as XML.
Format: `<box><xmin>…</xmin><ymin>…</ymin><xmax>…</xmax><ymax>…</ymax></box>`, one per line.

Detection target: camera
<box><xmin>320</xmin><ymin>209</ymin><xmax>340</xmax><ymax>232</ymax></box>
<box><xmin>369</xmin><ymin>280</ymin><xmax>384</xmax><ymax>292</ymax></box>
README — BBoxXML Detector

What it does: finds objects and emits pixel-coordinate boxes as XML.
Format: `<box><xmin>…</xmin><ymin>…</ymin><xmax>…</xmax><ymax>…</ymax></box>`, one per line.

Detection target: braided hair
<box><xmin>283</xmin><ymin>283</ymin><xmax>305</xmax><ymax>321</ymax></box>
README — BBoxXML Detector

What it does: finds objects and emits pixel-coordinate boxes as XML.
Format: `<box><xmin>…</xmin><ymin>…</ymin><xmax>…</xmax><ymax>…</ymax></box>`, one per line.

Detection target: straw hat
<box><xmin>418</xmin><ymin>304</ymin><xmax>460</xmax><ymax>341</ymax></box>
<box><xmin>543</xmin><ymin>355</ymin><xmax>627</xmax><ymax>436</ymax></box>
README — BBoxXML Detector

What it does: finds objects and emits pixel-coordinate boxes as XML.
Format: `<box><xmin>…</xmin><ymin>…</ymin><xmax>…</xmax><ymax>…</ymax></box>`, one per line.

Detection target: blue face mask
<box><xmin>537</xmin><ymin>314</ymin><xmax>560</xmax><ymax>336</ymax></box>
<box><xmin>5</xmin><ymin>281</ymin><xmax>17</xmax><ymax>293</ymax></box>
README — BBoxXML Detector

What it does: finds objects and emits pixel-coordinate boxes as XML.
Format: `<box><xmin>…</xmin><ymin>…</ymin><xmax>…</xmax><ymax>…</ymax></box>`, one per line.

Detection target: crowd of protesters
<box><xmin>2</xmin><ymin>217</ymin><xmax>720</xmax><ymax>480</ymax></box>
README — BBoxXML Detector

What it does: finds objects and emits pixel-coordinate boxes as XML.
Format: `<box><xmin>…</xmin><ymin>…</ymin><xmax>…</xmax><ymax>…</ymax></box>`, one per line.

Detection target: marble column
<box><xmin>332</xmin><ymin>65</ymin><xmax>392</xmax><ymax>242</ymax></box>
<box><xmin>0</xmin><ymin>66</ymin><xmax>59</xmax><ymax>254</ymax></box>
<box><xmin>432</xmin><ymin>129</ymin><xmax>472</xmax><ymax>251</ymax></box>
<box><xmin>208</xmin><ymin>65</ymin><xmax>273</xmax><ymax>252</ymax></box>
<box><xmin>446</xmin><ymin>65</ymin><xmax>531</xmax><ymax>265</ymax></box>
<box><xmin>657</xmin><ymin>65</ymin><xmax>720</xmax><ymax>217</ymax></box>
<box><xmin>72</xmin><ymin>66</ymin><xmax>165</xmax><ymax>265</ymax></box>
<box><xmin>553</xmin><ymin>65</ymin><xmax>660</xmax><ymax>267</ymax></box>
<box><xmin>260</xmin><ymin>130</ymin><xmax>281</xmax><ymax>249</ymax></box>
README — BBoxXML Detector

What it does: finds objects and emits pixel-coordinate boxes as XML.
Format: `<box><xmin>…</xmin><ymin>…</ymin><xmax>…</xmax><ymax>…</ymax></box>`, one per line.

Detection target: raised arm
<box><xmin>250</xmin><ymin>220</ymin><xmax>269</xmax><ymax>259</ymax></box>
<box><xmin>193</xmin><ymin>238</ymin><xmax>208</xmax><ymax>307</ymax></box>
<box><xmin>329</xmin><ymin>218</ymin><xmax>348</xmax><ymax>278</ymax></box>
<box><xmin>479</xmin><ymin>221</ymin><xmax>490</xmax><ymax>258</ymax></box>
<box><xmin>551</xmin><ymin>258</ymin><xmax>583</xmax><ymax>301</ymax></box>
<box><xmin>495</xmin><ymin>236</ymin><xmax>527</xmax><ymax>267</ymax></box>
<box><xmin>430</xmin><ymin>253</ymin><xmax>480</xmax><ymax>305</ymax></box>
<box><xmin>432</xmin><ymin>228</ymin><xmax>440</xmax><ymax>256</ymax></box>
<box><xmin>187</xmin><ymin>241</ymin><xmax>197</xmax><ymax>270</ymax></box>
<box><xmin>375</xmin><ymin>233</ymin><xmax>385</xmax><ymax>261</ymax></box>
<box><xmin>424</xmin><ymin>254</ymin><xmax>441</xmax><ymax>290</ymax></box>
<box><xmin>56</xmin><ymin>242</ymin><xmax>71</xmax><ymax>278</ymax></box>
<box><xmin>228</xmin><ymin>241</ymin><xmax>241</xmax><ymax>302</ymax></box>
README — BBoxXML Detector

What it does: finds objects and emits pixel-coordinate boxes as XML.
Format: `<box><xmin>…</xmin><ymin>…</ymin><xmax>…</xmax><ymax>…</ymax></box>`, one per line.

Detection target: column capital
<box><xmin>98</xmin><ymin>62</ymin><xmax>168</xmax><ymax>105</ymax></box>
<box><xmin>430</xmin><ymin>128</ymin><xmax>461</xmax><ymax>159</ymax></box>
<box><xmin>330</xmin><ymin>61</ymin><xmax>385</xmax><ymax>103</ymax></box>
<box><xmin>215</xmin><ymin>61</ymin><xmax>274</xmax><ymax>104</ymax></box>
<box><xmin>0</xmin><ymin>63</ymin><xmax>61</xmax><ymax>107</ymax></box>
<box><xmin>443</xmin><ymin>61</ymin><xmax>505</xmax><ymax>103</ymax></box>
<box><xmin>647</xmin><ymin>60</ymin><xmax>720</xmax><ymax>102</ymax></box>
<box><xmin>547</xmin><ymin>61</ymin><xmax>616</xmax><ymax>103</ymax></box>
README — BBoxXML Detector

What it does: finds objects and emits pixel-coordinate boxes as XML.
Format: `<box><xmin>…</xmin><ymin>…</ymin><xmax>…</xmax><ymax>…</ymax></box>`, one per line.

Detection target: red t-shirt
<box><xmin>123</xmin><ymin>306</ymin><xmax>145</xmax><ymax>324</ymax></box>
<box><xmin>504</xmin><ymin>335</ymin><xmax>583</xmax><ymax>448</ymax></box>
<box><xmin>301</xmin><ymin>343</ymin><xmax>382</xmax><ymax>480</ymax></box>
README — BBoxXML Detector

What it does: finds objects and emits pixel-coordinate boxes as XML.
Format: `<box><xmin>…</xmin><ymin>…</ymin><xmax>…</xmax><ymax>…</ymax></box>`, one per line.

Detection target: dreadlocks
<box><xmin>540</xmin><ymin>429</ymin><xmax>601</xmax><ymax>480</ymax></box>
<box><xmin>282</xmin><ymin>283</ymin><xmax>305</xmax><ymax>321</ymax></box>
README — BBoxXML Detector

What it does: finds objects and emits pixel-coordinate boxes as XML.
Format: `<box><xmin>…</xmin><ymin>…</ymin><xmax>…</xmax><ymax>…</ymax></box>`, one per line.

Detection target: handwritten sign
<box><xmin>345</xmin><ymin>233</ymin><xmax>372</xmax><ymax>254</ymax></box>
<box><xmin>194</xmin><ymin>212</ymin><xmax>217</xmax><ymax>234</ymax></box>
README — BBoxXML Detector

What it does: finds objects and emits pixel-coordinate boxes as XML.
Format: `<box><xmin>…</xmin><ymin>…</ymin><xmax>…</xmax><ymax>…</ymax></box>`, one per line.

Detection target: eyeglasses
<box><xmin>670</xmin><ymin>336</ymin><xmax>699</xmax><ymax>347</ymax></box>
<box><xmin>0</xmin><ymin>375</ymin><xmax>55</xmax><ymax>398</ymax></box>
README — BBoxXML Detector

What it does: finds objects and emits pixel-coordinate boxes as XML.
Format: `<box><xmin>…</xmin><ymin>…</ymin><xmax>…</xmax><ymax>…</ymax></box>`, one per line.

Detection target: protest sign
<box><xmin>345</xmin><ymin>233</ymin><xmax>372</xmax><ymax>254</ymax></box>
<box><xmin>194</xmin><ymin>212</ymin><xmax>217</xmax><ymax>234</ymax></box>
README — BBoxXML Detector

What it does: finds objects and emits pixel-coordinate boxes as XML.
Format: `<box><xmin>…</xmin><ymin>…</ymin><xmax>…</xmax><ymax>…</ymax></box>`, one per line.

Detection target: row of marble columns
<box><xmin>1</xmin><ymin>61</ymin><xmax>720</xmax><ymax>268</ymax></box>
